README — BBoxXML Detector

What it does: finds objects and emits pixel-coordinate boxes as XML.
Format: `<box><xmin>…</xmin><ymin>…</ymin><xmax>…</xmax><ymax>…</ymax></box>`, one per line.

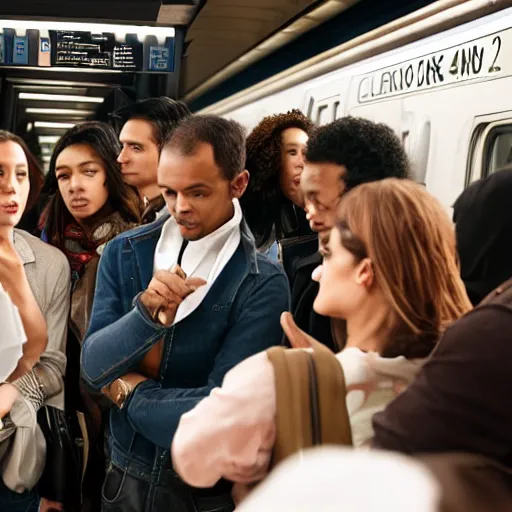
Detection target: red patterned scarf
<box><xmin>63</xmin><ymin>223</ymin><xmax>101</xmax><ymax>280</ymax></box>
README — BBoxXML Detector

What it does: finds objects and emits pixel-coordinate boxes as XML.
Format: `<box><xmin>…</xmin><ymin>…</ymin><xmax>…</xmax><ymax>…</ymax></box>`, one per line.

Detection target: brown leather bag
<box><xmin>267</xmin><ymin>339</ymin><xmax>352</xmax><ymax>468</ymax></box>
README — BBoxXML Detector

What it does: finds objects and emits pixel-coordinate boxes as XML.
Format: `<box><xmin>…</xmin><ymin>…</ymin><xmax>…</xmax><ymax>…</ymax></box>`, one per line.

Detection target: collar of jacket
<box><xmin>115</xmin><ymin>212</ymin><xmax>260</xmax><ymax>276</ymax></box>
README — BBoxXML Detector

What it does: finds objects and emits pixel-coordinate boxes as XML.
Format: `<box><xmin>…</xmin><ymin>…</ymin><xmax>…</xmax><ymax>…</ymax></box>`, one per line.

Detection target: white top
<box><xmin>0</xmin><ymin>283</ymin><xmax>26</xmax><ymax>382</ymax></box>
<box><xmin>336</xmin><ymin>347</ymin><xmax>425</xmax><ymax>447</ymax></box>
<box><xmin>172</xmin><ymin>346</ymin><xmax>425</xmax><ymax>488</ymax></box>
<box><xmin>153</xmin><ymin>199</ymin><xmax>242</xmax><ymax>325</ymax></box>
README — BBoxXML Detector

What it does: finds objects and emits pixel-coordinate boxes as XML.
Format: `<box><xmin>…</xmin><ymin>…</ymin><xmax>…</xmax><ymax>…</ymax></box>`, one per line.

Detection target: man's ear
<box><xmin>231</xmin><ymin>170</ymin><xmax>250</xmax><ymax>199</ymax></box>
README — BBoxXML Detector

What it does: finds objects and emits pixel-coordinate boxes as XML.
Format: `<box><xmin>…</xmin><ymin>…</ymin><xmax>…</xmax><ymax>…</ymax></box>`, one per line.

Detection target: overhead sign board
<box><xmin>0</xmin><ymin>25</ymin><xmax>174</xmax><ymax>73</ymax></box>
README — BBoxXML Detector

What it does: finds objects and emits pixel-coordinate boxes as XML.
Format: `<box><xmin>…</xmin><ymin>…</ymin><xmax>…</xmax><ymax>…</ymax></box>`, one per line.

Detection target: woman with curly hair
<box><xmin>241</xmin><ymin>110</ymin><xmax>315</xmax><ymax>256</ymax></box>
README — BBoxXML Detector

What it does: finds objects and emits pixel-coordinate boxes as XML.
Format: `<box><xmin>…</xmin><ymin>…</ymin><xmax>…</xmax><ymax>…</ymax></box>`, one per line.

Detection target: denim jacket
<box><xmin>81</xmin><ymin>214</ymin><xmax>289</xmax><ymax>479</ymax></box>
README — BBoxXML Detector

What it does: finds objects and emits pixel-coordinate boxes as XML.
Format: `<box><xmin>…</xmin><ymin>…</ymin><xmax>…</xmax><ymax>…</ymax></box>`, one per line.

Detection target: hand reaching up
<box><xmin>280</xmin><ymin>312</ymin><xmax>319</xmax><ymax>349</ymax></box>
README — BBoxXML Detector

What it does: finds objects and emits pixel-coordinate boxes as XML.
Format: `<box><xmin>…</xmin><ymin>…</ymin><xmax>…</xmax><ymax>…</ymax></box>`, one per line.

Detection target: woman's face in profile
<box><xmin>0</xmin><ymin>140</ymin><xmax>30</xmax><ymax>229</ymax></box>
<box><xmin>55</xmin><ymin>143</ymin><xmax>109</xmax><ymax>224</ymax></box>
<box><xmin>314</xmin><ymin>226</ymin><xmax>369</xmax><ymax>319</ymax></box>
<box><xmin>279</xmin><ymin>127</ymin><xmax>308</xmax><ymax>208</ymax></box>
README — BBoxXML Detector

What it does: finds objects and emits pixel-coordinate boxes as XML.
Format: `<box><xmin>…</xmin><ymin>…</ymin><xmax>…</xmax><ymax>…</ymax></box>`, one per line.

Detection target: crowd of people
<box><xmin>0</xmin><ymin>95</ymin><xmax>511</xmax><ymax>512</ymax></box>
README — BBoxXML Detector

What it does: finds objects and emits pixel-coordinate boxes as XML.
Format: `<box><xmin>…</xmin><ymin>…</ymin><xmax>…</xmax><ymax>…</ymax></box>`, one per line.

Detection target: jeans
<box><xmin>0</xmin><ymin>478</ymin><xmax>40</xmax><ymax>512</ymax></box>
<box><xmin>101</xmin><ymin>463</ymin><xmax>234</xmax><ymax>512</ymax></box>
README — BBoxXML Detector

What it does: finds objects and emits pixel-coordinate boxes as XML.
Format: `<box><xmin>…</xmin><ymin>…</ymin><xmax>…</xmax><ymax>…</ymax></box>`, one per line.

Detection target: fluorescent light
<box><xmin>39</xmin><ymin>136</ymin><xmax>60</xmax><ymax>144</ymax></box>
<box><xmin>27</xmin><ymin>122</ymin><xmax>33</xmax><ymax>132</ymax></box>
<box><xmin>0</xmin><ymin>19</ymin><xmax>174</xmax><ymax>44</ymax></box>
<box><xmin>26</xmin><ymin>108</ymin><xmax>94</xmax><ymax>116</ymax></box>
<box><xmin>19</xmin><ymin>93</ymin><xmax>104</xmax><ymax>103</ymax></box>
<box><xmin>35</xmin><ymin>121</ymin><xmax>75</xmax><ymax>129</ymax></box>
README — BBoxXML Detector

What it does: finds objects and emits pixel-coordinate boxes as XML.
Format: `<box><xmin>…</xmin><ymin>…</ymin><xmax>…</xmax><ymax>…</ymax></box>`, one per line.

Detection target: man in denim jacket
<box><xmin>81</xmin><ymin>116</ymin><xmax>289</xmax><ymax>512</ymax></box>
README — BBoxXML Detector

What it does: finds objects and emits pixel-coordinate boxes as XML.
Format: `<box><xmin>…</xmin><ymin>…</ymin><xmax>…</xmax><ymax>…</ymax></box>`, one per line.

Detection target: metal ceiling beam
<box><xmin>183</xmin><ymin>0</ymin><xmax>360</xmax><ymax>102</ymax></box>
<box><xmin>1</xmin><ymin>0</ymin><xmax>203</xmax><ymax>25</ymax></box>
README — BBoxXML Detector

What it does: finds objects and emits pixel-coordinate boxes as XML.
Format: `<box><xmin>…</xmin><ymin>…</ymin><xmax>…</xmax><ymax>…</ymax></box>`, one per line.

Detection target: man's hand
<box><xmin>280</xmin><ymin>312</ymin><xmax>319</xmax><ymax>349</ymax></box>
<box><xmin>0</xmin><ymin>383</ymin><xmax>20</xmax><ymax>419</ymax></box>
<box><xmin>140</xmin><ymin>266</ymin><xmax>206</xmax><ymax>326</ymax></box>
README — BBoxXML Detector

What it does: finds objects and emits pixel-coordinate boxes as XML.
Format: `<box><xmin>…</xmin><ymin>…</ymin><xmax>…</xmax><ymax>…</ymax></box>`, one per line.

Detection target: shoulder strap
<box><xmin>267</xmin><ymin>343</ymin><xmax>352</xmax><ymax>469</ymax></box>
<box><xmin>267</xmin><ymin>347</ymin><xmax>312</xmax><ymax>466</ymax></box>
<box><xmin>312</xmin><ymin>342</ymin><xmax>352</xmax><ymax>447</ymax></box>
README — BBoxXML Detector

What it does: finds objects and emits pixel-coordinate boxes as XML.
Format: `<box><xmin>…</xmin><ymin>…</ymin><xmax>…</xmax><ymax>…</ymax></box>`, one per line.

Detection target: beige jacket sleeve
<box><xmin>172</xmin><ymin>351</ymin><xmax>277</xmax><ymax>488</ymax></box>
<box><xmin>12</xmin><ymin>234</ymin><xmax>71</xmax><ymax>411</ymax></box>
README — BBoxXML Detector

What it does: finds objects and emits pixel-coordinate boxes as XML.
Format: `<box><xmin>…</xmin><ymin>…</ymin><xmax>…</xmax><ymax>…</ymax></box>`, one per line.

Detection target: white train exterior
<box><xmin>199</xmin><ymin>1</ymin><xmax>512</xmax><ymax>212</ymax></box>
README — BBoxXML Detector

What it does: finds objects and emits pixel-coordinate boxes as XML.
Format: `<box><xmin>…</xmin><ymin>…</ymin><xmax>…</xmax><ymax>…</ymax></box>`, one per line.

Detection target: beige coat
<box><xmin>0</xmin><ymin>230</ymin><xmax>70</xmax><ymax>492</ymax></box>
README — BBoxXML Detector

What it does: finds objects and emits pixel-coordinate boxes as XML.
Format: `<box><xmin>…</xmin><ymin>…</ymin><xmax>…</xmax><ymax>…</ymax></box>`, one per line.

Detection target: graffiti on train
<box><xmin>357</xmin><ymin>29</ymin><xmax>507</xmax><ymax>103</ymax></box>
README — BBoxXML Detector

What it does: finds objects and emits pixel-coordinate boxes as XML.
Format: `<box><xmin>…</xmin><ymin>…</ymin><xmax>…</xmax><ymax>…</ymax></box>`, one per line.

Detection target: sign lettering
<box><xmin>358</xmin><ymin>30</ymin><xmax>506</xmax><ymax>103</ymax></box>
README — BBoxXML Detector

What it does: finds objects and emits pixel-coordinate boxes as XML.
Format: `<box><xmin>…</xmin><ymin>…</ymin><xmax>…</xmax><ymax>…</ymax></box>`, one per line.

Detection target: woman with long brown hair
<box><xmin>170</xmin><ymin>178</ymin><xmax>472</xmax><ymax>494</ymax></box>
<box><xmin>40</xmin><ymin>121</ymin><xmax>141</xmax><ymax>511</ymax></box>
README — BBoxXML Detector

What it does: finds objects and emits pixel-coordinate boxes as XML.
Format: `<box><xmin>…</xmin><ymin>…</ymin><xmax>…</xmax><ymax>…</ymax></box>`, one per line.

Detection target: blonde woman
<box><xmin>171</xmin><ymin>178</ymin><xmax>472</xmax><ymax>491</ymax></box>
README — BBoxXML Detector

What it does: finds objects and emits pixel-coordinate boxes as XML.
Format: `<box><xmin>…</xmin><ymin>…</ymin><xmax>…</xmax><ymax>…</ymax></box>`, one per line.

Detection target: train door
<box><xmin>466</xmin><ymin>113</ymin><xmax>512</xmax><ymax>185</ymax></box>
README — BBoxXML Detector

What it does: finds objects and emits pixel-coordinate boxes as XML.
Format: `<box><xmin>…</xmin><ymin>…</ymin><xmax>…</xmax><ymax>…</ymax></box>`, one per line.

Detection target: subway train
<box><xmin>200</xmin><ymin>1</ymin><xmax>512</xmax><ymax>212</ymax></box>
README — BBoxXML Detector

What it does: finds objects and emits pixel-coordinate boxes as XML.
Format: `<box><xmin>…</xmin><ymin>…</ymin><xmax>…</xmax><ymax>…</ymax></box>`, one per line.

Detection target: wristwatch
<box><xmin>103</xmin><ymin>378</ymin><xmax>133</xmax><ymax>410</ymax></box>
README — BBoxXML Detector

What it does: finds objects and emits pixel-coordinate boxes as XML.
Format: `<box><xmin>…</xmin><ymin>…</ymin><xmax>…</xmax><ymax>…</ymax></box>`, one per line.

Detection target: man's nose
<box><xmin>175</xmin><ymin>194</ymin><xmax>191</xmax><ymax>213</ymax></box>
<box><xmin>118</xmin><ymin>147</ymin><xmax>128</xmax><ymax>164</ymax></box>
<box><xmin>305</xmin><ymin>201</ymin><xmax>317</xmax><ymax>220</ymax></box>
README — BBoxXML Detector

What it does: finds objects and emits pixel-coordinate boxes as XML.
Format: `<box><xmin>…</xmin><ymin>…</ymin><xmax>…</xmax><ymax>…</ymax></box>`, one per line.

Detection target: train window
<box><xmin>483</xmin><ymin>125</ymin><xmax>512</xmax><ymax>176</ymax></box>
<box><xmin>317</xmin><ymin>104</ymin><xmax>329</xmax><ymax>125</ymax></box>
<box><xmin>333</xmin><ymin>101</ymin><xmax>340</xmax><ymax>120</ymax></box>
<box><xmin>306</xmin><ymin>96</ymin><xmax>314</xmax><ymax>120</ymax></box>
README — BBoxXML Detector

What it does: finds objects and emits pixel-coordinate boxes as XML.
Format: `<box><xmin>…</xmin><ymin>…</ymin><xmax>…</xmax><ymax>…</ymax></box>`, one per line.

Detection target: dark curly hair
<box><xmin>241</xmin><ymin>109</ymin><xmax>315</xmax><ymax>248</ymax></box>
<box><xmin>306</xmin><ymin>116</ymin><xmax>410</xmax><ymax>191</ymax></box>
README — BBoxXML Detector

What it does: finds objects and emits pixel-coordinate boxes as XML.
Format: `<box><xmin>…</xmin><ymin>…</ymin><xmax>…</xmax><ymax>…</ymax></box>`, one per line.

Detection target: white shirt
<box><xmin>153</xmin><ymin>199</ymin><xmax>243</xmax><ymax>325</ymax></box>
<box><xmin>336</xmin><ymin>347</ymin><xmax>425</xmax><ymax>447</ymax></box>
<box><xmin>0</xmin><ymin>283</ymin><xmax>26</xmax><ymax>381</ymax></box>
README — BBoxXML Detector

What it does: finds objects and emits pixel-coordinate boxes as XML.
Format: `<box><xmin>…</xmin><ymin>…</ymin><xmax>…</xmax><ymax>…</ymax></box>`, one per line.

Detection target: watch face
<box><xmin>114</xmin><ymin>385</ymin><xmax>126</xmax><ymax>408</ymax></box>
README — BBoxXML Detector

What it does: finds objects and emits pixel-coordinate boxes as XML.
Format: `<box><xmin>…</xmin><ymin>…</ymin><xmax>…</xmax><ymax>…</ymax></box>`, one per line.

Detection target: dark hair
<box><xmin>43</xmin><ymin>121</ymin><xmax>141</xmax><ymax>249</ymax></box>
<box><xmin>241</xmin><ymin>110</ymin><xmax>315</xmax><ymax>247</ymax></box>
<box><xmin>306</xmin><ymin>116</ymin><xmax>410</xmax><ymax>190</ymax></box>
<box><xmin>164</xmin><ymin>115</ymin><xmax>246</xmax><ymax>181</ymax></box>
<box><xmin>111</xmin><ymin>97</ymin><xmax>191</xmax><ymax>151</ymax></box>
<box><xmin>0</xmin><ymin>130</ymin><xmax>43</xmax><ymax>214</ymax></box>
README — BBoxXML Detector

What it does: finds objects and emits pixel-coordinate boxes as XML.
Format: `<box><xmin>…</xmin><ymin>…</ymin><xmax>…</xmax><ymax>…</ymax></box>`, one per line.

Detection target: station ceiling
<box><xmin>0</xmin><ymin>0</ymin><xmax>355</xmax><ymax>158</ymax></box>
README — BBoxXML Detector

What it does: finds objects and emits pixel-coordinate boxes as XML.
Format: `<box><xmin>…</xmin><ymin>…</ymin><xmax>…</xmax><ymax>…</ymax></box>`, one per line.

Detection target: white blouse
<box><xmin>0</xmin><ymin>282</ymin><xmax>26</xmax><ymax>382</ymax></box>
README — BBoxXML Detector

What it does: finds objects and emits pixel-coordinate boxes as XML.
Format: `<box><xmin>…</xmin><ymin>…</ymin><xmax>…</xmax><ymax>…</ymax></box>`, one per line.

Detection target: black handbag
<box><xmin>37</xmin><ymin>405</ymin><xmax>83</xmax><ymax>509</ymax></box>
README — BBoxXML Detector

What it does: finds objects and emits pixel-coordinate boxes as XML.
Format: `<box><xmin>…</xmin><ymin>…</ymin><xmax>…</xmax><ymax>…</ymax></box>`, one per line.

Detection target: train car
<box><xmin>200</xmin><ymin>1</ymin><xmax>512</xmax><ymax>211</ymax></box>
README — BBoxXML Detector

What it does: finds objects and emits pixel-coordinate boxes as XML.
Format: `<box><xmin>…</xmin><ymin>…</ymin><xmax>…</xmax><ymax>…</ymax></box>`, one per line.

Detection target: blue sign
<box><xmin>13</xmin><ymin>36</ymin><xmax>28</xmax><ymax>64</ymax></box>
<box><xmin>149</xmin><ymin>46</ymin><xmax>170</xmax><ymax>71</ymax></box>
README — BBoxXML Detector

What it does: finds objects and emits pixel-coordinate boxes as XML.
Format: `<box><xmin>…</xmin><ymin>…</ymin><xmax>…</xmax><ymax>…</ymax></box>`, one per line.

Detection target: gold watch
<box><xmin>104</xmin><ymin>379</ymin><xmax>133</xmax><ymax>410</ymax></box>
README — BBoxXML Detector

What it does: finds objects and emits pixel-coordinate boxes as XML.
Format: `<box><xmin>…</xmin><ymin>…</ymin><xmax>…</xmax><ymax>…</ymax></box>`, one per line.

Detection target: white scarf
<box><xmin>154</xmin><ymin>199</ymin><xmax>242</xmax><ymax>325</ymax></box>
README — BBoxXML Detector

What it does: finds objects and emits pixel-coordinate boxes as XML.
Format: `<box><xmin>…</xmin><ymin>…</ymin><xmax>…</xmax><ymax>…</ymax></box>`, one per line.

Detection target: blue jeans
<box><xmin>0</xmin><ymin>478</ymin><xmax>40</xmax><ymax>512</ymax></box>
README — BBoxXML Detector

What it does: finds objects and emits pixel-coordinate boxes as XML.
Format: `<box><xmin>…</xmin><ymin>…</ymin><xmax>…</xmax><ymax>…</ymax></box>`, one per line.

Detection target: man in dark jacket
<box><xmin>290</xmin><ymin>117</ymin><xmax>410</xmax><ymax>352</ymax></box>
